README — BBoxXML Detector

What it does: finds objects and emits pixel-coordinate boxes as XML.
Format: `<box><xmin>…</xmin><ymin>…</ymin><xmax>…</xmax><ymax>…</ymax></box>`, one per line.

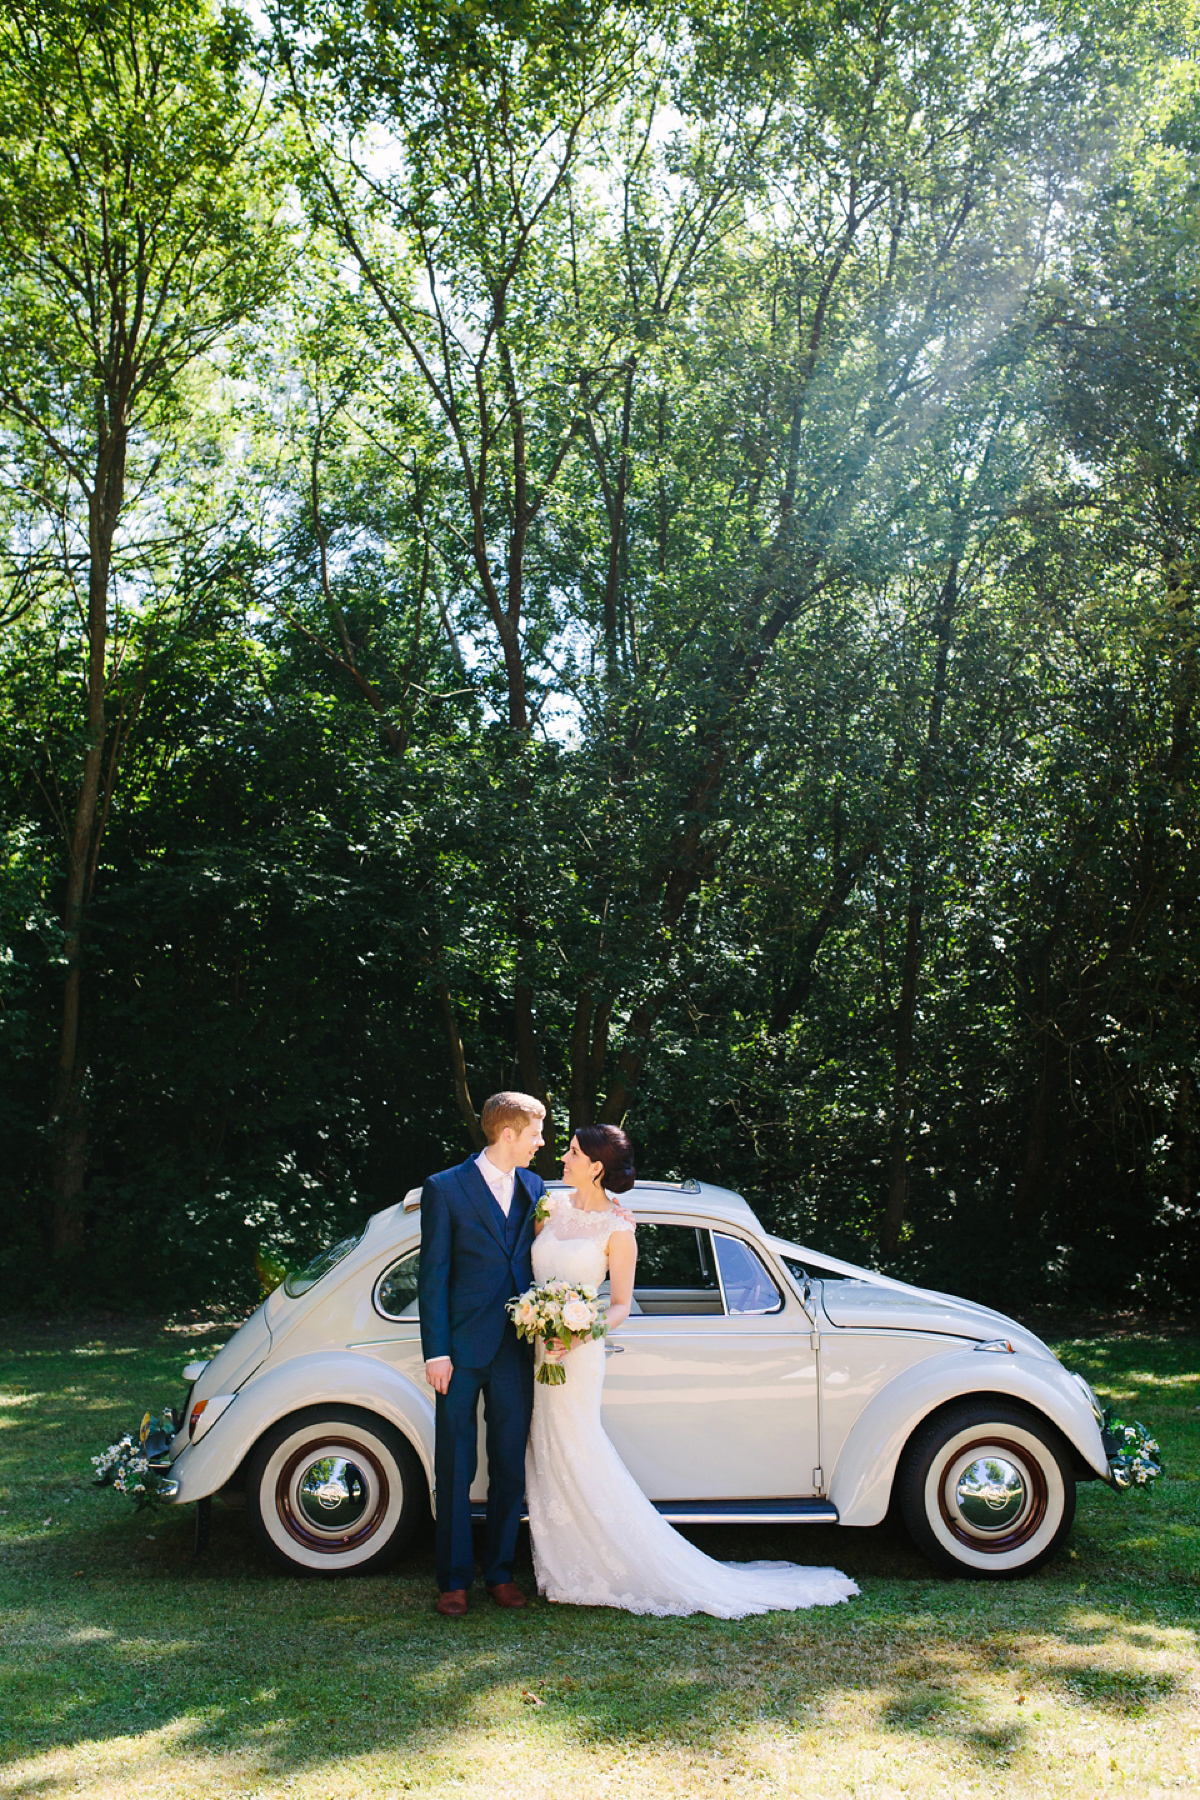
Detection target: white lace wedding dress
<box><xmin>524</xmin><ymin>1195</ymin><xmax>859</xmax><ymax>1616</ymax></box>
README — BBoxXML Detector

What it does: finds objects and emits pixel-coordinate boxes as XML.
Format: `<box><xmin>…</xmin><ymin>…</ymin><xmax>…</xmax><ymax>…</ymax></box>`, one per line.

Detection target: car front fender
<box><xmin>165</xmin><ymin>1351</ymin><xmax>435</xmax><ymax>1505</ymax></box>
<box><xmin>828</xmin><ymin>1350</ymin><xmax>1109</xmax><ymax>1527</ymax></box>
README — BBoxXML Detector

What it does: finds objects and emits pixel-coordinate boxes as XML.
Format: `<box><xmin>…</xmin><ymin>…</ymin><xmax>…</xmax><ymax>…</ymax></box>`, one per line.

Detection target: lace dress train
<box><xmin>524</xmin><ymin>1198</ymin><xmax>859</xmax><ymax>1618</ymax></box>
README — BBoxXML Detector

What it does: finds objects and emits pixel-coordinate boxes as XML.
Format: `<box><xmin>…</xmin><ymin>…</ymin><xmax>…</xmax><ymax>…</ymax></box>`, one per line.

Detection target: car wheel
<box><xmin>897</xmin><ymin>1401</ymin><xmax>1076</xmax><ymax>1578</ymax></box>
<box><xmin>245</xmin><ymin>1405</ymin><xmax>427</xmax><ymax>1575</ymax></box>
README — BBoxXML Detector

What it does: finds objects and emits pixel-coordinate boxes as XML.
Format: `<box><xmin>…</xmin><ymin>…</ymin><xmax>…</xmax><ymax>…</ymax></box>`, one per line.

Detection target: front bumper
<box><xmin>1102</xmin><ymin>1428</ymin><xmax>1135</xmax><ymax>1490</ymax></box>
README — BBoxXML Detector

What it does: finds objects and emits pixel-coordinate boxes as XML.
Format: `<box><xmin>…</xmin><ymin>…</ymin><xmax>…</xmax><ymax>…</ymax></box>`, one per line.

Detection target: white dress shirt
<box><xmin>475</xmin><ymin>1148</ymin><xmax>515</xmax><ymax>1216</ymax></box>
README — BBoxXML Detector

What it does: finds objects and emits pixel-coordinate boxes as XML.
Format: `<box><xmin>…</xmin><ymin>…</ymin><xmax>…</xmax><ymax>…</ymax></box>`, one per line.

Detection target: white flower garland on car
<box><xmin>1103</xmin><ymin>1408</ymin><xmax>1163</xmax><ymax>1489</ymax></box>
<box><xmin>92</xmin><ymin>1411</ymin><xmax>176</xmax><ymax>1508</ymax></box>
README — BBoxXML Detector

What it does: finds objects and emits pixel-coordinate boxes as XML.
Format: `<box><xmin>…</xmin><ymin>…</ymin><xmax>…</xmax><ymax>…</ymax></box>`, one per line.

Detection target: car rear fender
<box><xmin>827</xmin><ymin>1351</ymin><xmax>1109</xmax><ymax>1527</ymax></box>
<box><xmin>164</xmin><ymin>1351</ymin><xmax>435</xmax><ymax>1505</ymax></box>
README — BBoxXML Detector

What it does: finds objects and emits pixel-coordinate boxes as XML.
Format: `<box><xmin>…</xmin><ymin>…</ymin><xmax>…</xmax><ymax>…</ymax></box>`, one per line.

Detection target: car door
<box><xmin>598</xmin><ymin>1220</ymin><xmax>820</xmax><ymax>1500</ymax></box>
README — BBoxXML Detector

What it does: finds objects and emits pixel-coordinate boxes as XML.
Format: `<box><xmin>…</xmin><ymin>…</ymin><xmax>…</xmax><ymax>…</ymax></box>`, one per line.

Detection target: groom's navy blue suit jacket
<box><xmin>418</xmin><ymin>1156</ymin><xmax>545</xmax><ymax>1367</ymax></box>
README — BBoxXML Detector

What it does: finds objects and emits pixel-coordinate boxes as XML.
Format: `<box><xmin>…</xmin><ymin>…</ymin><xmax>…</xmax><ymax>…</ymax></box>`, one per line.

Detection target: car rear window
<box><xmin>375</xmin><ymin>1251</ymin><xmax>420</xmax><ymax>1320</ymax></box>
<box><xmin>284</xmin><ymin>1232</ymin><xmax>361</xmax><ymax>1298</ymax></box>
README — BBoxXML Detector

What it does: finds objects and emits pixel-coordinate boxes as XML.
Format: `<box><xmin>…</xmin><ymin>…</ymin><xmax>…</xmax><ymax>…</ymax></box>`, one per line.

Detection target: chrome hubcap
<box><xmin>954</xmin><ymin>1456</ymin><xmax>1027</xmax><ymax>1531</ymax></box>
<box><xmin>296</xmin><ymin>1456</ymin><xmax>371</xmax><ymax>1532</ymax></box>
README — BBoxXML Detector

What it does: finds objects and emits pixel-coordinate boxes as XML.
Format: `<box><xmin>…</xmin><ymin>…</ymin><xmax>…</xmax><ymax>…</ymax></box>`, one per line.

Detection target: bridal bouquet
<box><xmin>507</xmin><ymin>1279</ymin><xmax>606</xmax><ymax>1385</ymax></box>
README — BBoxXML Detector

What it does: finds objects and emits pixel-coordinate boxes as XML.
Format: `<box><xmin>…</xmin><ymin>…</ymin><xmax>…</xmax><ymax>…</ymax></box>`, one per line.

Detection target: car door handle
<box><xmin>605</xmin><ymin>1343</ymin><xmax>625</xmax><ymax>1356</ymax></box>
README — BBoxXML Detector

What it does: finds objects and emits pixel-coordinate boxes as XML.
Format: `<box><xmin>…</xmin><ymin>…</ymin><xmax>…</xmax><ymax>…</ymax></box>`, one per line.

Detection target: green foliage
<box><xmin>1</xmin><ymin>0</ymin><xmax>1199</xmax><ymax>1307</ymax></box>
<box><xmin>0</xmin><ymin>0</ymin><xmax>283</xmax><ymax>450</ymax></box>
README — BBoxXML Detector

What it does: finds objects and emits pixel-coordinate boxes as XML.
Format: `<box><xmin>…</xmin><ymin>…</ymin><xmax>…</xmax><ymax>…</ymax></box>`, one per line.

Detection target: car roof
<box><xmin>278</xmin><ymin>1179</ymin><xmax>764</xmax><ymax>1327</ymax></box>
<box><xmin>395</xmin><ymin>1176</ymin><xmax>758</xmax><ymax>1230</ymax></box>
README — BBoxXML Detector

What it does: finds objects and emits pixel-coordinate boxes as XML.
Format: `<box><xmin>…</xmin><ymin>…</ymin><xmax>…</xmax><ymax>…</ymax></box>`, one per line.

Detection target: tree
<box><xmin>277</xmin><ymin>0</ymin><xmax>1120</xmax><ymax>1188</ymax></box>
<box><xmin>0</xmin><ymin>0</ymin><xmax>283</xmax><ymax>1252</ymax></box>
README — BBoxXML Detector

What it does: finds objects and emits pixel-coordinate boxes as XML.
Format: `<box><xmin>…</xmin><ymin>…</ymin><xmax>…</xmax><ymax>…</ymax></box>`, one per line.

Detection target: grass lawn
<box><xmin>0</xmin><ymin>1317</ymin><xmax>1196</xmax><ymax>1799</ymax></box>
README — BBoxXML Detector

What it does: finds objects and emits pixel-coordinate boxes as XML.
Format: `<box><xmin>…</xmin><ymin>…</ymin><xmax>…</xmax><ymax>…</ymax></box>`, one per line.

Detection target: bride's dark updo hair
<box><xmin>575</xmin><ymin>1123</ymin><xmax>636</xmax><ymax>1195</ymax></box>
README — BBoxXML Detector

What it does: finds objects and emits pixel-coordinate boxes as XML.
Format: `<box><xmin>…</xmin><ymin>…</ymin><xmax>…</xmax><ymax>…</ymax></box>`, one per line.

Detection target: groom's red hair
<box><xmin>481</xmin><ymin>1091</ymin><xmax>546</xmax><ymax>1143</ymax></box>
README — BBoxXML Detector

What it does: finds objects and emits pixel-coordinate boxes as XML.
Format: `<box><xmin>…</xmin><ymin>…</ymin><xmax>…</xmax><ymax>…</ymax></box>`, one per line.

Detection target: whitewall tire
<box><xmin>897</xmin><ymin>1401</ymin><xmax>1076</xmax><ymax>1578</ymax></box>
<box><xmin>245</xmin><ymin>1406</ymin><xmax>427</xmax><ymax>1575</ymax></box>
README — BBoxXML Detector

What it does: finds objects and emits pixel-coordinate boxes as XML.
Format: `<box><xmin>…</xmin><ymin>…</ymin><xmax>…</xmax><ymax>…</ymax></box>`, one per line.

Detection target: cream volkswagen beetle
<box><xmin>157</xmin><ymin>1178</ymin><xmax>1122</xmax><ymax>1579</ymax></box>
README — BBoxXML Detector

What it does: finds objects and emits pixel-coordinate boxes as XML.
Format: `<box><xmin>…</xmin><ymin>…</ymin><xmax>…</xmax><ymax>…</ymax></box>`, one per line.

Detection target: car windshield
<box><xmin>284</xmin><ymin>1232</ymin><xmax>361</xmax><ymax>1298</ymax></box>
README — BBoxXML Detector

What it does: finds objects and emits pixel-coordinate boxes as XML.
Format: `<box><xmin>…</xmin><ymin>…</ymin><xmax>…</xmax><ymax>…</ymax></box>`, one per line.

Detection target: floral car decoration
<box><xmin>1101</xmin><ymin>1409</ymin><xmax>1163</xmax><ymax>1490</ymax></box>
<box><xmin>92</xmin><ymin>1411</ymin><xmax>177</xmax><ymax>1508</ymax></box>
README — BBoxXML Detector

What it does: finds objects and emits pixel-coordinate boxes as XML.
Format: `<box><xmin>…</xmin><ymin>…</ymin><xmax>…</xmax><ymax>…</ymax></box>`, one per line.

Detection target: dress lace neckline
<box><xmin>564</xmin><ymin>1189</ymin><xmax>615</xmax><ymax>1215</ymax></box>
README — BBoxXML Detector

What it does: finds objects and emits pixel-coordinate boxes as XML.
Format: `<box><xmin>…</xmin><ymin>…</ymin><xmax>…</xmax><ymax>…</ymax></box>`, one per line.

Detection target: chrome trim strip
<box><xmin>653</xmin><ymin>1499</ymin><xmax>838</xmax><ymax>1524</ymax></box>
<box><xmin>345</xmin><ymin>1336</ymin><xmax>420</xmax><ymax>1348</ymax></box>
<box><xmin>467</xmin><ymin>1498</ymin><xmax>840</xmax><ymax>1525</ymax></box>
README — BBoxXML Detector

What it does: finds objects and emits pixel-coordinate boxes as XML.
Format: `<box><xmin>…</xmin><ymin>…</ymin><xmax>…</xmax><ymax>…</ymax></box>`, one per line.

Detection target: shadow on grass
<box><xmin>0</xmin><ymin>1324</ymin><xmax>1196</xmax><ymax>1791</ymax></box>
<box><xmin>1047</xmin><ymin>1664</ymin><xmax>1179</xmax><ymax>1714</ymax></box>
<box><xmin>880</xmin><ymin>1686</ymin><xmax>1030</xmax><ymax>1760</ymax></box>
<box><xmin>0</xmin><ymin>1504</ymin><xmax>1195</xmax><ymax>1790</ymax></box>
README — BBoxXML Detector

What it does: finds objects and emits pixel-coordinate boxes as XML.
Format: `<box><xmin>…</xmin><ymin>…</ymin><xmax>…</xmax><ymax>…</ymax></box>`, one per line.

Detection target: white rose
<box><xmin>562</xmin><ymin>1299</ymin><xmax>594</xmax><ymax>1333</ymax></box>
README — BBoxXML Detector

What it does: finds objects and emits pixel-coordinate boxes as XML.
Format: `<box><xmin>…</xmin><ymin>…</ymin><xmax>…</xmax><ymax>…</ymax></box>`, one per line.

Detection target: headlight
<box><xmin>1069</xmin><ymin>1370</ymin><xmax>1104</xmax><ymax>1425</ymax></box>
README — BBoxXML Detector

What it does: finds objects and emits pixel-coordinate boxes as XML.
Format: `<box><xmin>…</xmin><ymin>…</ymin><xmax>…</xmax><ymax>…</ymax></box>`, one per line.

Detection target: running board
<box><xmin>469</xmin><ymin>1498</ymin><xmax>838</xmax><ymax>1526</ymax></box>
<box><xmin>653</xmin><ymin>1499</ymin><xmax>838</xmax><ymax>1525</ymax></box>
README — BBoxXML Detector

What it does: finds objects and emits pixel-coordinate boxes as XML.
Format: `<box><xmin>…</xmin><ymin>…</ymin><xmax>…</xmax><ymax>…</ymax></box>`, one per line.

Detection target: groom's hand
<box><xmin>425</xmin><ymin>1356</ymin><xmax>453</xmax><ymax>1394</ymax></box>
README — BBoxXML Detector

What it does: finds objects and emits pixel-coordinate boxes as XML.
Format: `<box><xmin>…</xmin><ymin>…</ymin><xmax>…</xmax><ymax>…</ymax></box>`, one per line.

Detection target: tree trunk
<box><xmin>1010</xmin><ymin>1030</ymin><xmax>1060</xmax><ymax>1230</ymax></box>
<box><xmin>437</xmin><ymin>982</ymin><xmax>486</xmax><ymax>1149</ymax></box>
<box><xmin>568</xmin><ymin>983</ymin><xmax>595</xmax><ymax>1130</ymax></box>
<box><xmin>1171</xmin><ymin>1067</ymin><xmax>1196</xmax><ymax>1217</ymax></box>
<box><xmin>602</xmin><ymin>366</ymin><xmax>633</xmax><ymax>673</ymax></box>
<box><xmin>49</xmin><ymin>432</ymin><xmax>127</xmax><ymax>1255</ymax></box>
<box><xmin>514</xmin><ymin>928</ymin><xmax>557</xmax><ymax>1173</ymax></box>
<box><xmin>881</xmin><ymin>553</ymin><xmax>957</xmax><ymax>1257</ymax></box>
<box><xmin>771</xmin><ymin>818</ymin><xmax>866</xmax><ymax>1027</ymax></box>
<box><xmin>599</xmin><ymin>1000</ymin><xmax>663</xmax><ymax>1124</ymax></box>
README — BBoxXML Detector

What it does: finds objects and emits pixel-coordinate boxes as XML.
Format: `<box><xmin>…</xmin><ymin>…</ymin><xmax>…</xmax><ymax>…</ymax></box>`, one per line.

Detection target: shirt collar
<box><xmin>475</xmin><ymin>1148</ymin><xmax>513</xmax><ymax>1195</ymax></box>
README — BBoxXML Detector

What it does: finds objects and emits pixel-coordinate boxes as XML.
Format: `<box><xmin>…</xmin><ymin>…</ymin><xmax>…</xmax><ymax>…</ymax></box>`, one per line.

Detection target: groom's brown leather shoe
<box><xmin>486</xmin><ymin>1581</ymin><xmax>527</xmax><ymax>1608</ymax></box>
<box><xmin>436</xmin><ymin>1588</ymin><xmax>469</xmax><ymax>1617</ymax></box>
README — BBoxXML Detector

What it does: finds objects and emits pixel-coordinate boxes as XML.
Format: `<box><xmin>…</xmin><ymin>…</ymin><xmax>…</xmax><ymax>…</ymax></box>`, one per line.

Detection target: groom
<box><xmin>418</xmin><ymin>1091</ymin><xmax>547</xmax><ymax>1616</ymax></box>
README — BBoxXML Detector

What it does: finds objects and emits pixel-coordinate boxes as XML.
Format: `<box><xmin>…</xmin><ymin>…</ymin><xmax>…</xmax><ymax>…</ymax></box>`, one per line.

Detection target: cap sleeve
<box><xmin>605</xmin><ymin>1214</ymin><xmax>637</xmax><ymax>1241</ymax></box>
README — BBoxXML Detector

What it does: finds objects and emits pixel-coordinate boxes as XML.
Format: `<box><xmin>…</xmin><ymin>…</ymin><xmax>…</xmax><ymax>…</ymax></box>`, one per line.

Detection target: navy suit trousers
<box><xmin>434</xmin><ymin>1323</ymin><xmax>533</xmax><ymax>1592</ymax></box>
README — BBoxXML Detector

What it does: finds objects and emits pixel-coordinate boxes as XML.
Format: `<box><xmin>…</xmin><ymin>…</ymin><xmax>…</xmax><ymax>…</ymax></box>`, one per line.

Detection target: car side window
<box><xmin>631</xmin><ymin>1225</ymin><xmax>723</xmax><ymax>1316</ymax></box>
<box><xmin>713</xmin><ymin>1233</ymin><xmax>783</xmax><ymax>1315</ymax></box>
<box><xmin>375</xmin><ymin>1251</ymin><xmax>420</xmax><ymax>1320</ymax></box>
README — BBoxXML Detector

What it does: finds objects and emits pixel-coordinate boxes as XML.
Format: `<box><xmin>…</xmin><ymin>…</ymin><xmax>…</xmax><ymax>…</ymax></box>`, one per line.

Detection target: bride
<box><xmin>525</xmin><ymin>1123</ymin><xmax>859</xmax><ymax>1616</ymax></box>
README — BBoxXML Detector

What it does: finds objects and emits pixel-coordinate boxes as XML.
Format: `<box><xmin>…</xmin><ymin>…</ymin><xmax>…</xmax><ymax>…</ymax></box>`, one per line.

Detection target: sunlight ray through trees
<box><xmin>1</xmin><ymin>0</ymin><xmax>1197</xmax><ymax>1310</ymax></box>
